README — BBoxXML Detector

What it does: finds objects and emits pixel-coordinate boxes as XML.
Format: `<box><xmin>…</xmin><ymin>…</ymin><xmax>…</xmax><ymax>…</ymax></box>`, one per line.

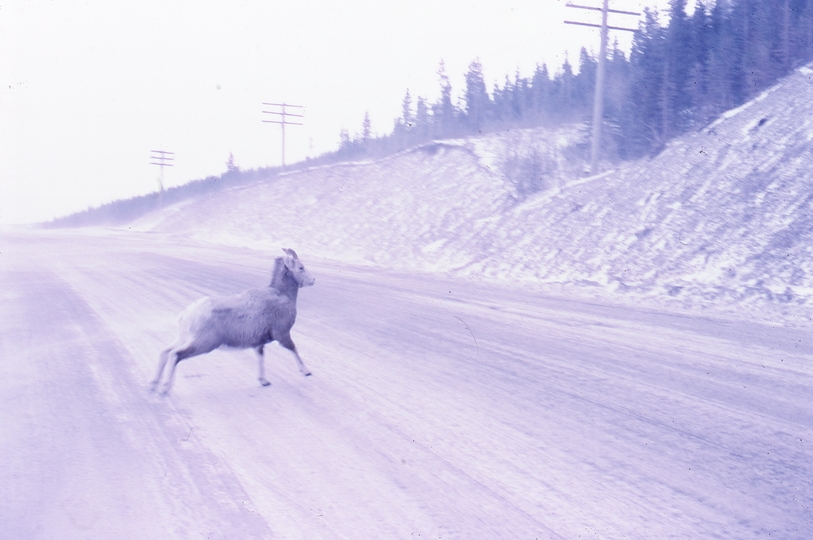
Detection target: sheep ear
<box><xmin>282</xmin><ymin>255</ymin><xmax>296</xmax><ymax>271</ymax></box>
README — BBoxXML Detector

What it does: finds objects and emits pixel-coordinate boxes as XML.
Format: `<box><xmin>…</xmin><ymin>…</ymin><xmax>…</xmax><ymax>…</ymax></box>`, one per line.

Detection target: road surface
<box><xmin>1</xmin><ymin>228</ymin><xmax>812</xmax><ymax>538</ymax></box>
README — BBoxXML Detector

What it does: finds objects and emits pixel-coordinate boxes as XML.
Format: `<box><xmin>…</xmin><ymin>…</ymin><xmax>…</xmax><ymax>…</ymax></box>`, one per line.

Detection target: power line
<box><xmin>262</xmin><ymin>103</ymin><xmax>304</xmax><ymax>167</ymax></box>
<box><xmin>565</xmin><ymin>1</ymin><xmax>639</xmax><ymax>176</ymax></box>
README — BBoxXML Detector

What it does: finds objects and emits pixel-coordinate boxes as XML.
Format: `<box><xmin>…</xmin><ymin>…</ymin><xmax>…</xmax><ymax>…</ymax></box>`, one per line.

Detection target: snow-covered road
<box><xmin>1</xmin><ymin>229</ymin><xmax>812</xmax><ymax>539</ymax></box>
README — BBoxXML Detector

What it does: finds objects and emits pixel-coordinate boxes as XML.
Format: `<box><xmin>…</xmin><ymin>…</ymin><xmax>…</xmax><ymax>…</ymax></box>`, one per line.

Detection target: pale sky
<box><xmin>1</xmin><ymin>0</ymin><xmax>669</xmax><ymax>224</ymax></box>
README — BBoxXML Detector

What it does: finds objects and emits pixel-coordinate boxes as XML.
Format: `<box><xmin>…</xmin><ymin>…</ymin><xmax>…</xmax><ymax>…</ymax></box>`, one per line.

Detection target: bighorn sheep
<box><xmin>151</xmin><ymin>248</ymin><xmax>315</xmax><ymax>395</ymax></box>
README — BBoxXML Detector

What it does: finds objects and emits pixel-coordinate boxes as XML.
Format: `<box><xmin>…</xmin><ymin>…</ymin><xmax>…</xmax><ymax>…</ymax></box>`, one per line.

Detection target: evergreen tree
<box><xmin>337</xmin><ymin>127</ymin><xmax>357</xmax><ymax>158</ymax></box>
<box><xmin>554</xmin><ymin>55</ymin><xmax>575</xmax><ymax>122</ymax></box>
<box><xmin>362</xmin><ymin>111</ymin><xmax>372</xmax><ymax>143</ymax></box>
<box><xmin>226</xmin><ymin>152</ymin><xmax>239</xmax><ymax>173</ymax></box>
<box><xmin>605</xmin><ymin>40</ymin><xmax>631</xmax><ymax>157</ymax></box>
<box><xmin>795</xmin><ymin>0</ymin><xmax>813</xmax><ymax>62</ymax></box>
<box><xmin>626</xmin><ymin>7</ymin><xmax>666</xmax><ymax>154</ymax></box>
<box><xmin>401</xmin><ymin>89</ymin><xmax>414</xmax><ymax>128</ymax></box>
<box><xmin>662</xmin><ymin>0</ymin><xmax>693</xmax><ymax>136</ymax></box>
<box><xmin>739</xmin><ymin>0</ymin><xmax>778</xmax><ymax>92</ymax></box>
<box><xmin>531</xmin><ymin>63</ymin><xmax>552</xmax><ymax>124</ymax></box>
<box><xmin>687</xmin><ymin>2</ymin><xmax>712</xmax><ymax>124</ymax></box>
<box><xmin>515</xmin><ymin>73</ymin><xmax>532</xmax><ymax>125</ymax></box>
<box><xmin>705</xmin><ymin>0</ymin><xmax>736</xmax><ymax>114</ymax></box>
<box><xmin>575</xmin><ymin>47</ymin><xmax>597</xmax><ymax>115</ymax></box>
<box><xmin>491</xmin><ymin>78</ymin><xmax>507</xmax><ymax>126</ymax></box>
<box><xmin>415</xmin><ymin>97</ymin><xmax>430</xmax><ymax>139</ymax></box>
<box><xmin>726</xmin><ymin>0</ymin><xmax>751</xmax><ymax>104</ymax></box>
<box><xmin>463</xmin><ymin>59</ymin><xmax>490</xmax><ymax>132</ymax></box>
<box><xmin>434</xmin><ymin>60</ymin><xmax>456</xmax><ymax>137</ymax></box>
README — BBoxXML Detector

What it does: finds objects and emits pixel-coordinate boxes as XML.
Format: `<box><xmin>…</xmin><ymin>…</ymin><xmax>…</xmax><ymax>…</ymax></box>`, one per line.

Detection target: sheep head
<box><xmin>282</xmin><ymin>248</ymin><xmax>315</xmax><ymax>287</ymax></box>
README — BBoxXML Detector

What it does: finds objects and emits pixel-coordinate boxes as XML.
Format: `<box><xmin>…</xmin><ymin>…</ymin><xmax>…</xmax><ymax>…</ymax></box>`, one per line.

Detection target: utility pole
<box><xmin>150</xmin><ymin>150</ymin><xmax>174</xmax><ymax>203</ymax></box>
<box><xmin>565</xmin><ymin>2</ymin><xmax>639</xmax><ymax>175</ymax></box>
<box><xmin>262</xmin><ymin>103</ymin><xmax>304</xmax><ymax>167</ymax></box>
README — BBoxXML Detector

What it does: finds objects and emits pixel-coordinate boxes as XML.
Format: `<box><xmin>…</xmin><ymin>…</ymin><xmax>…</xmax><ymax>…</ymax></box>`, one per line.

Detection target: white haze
<box><xmin>1</xmin><ymin>0</ymin><xmax>669</xmax><ymax>225</ymax></box>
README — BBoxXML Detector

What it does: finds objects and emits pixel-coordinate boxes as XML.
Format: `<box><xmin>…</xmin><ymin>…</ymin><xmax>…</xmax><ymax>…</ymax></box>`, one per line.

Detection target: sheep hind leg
<box><xmin>160</xmin><ymin>345</ymin><xmax>197</xmax><ymax>396</ymax></box>
<box><xmin>255</xmin><ymin>345</ymin><xmax>271</xmax><ymax>387</ymax></box>
<box><xmin>277</xmin><ymin>333</ymin><xmax>312</xmax><ymax>376</ymax></box>
<box><xmin>150</xmin><ymin>347</ymin><xmax>173</xmax><ymax>393</ymax></box>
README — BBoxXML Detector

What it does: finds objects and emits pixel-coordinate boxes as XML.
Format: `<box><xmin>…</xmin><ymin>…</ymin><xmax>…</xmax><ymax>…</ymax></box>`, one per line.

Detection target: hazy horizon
<box><xmin>1</xmin><ymin>0</ymin><xmax>667</xmax><ymax>225</ymax></box>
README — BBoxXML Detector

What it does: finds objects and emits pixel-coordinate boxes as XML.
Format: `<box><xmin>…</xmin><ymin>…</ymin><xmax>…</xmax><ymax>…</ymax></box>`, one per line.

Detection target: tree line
<box><xmin>337</xmin><ymin>0</ymin><xmax>813</xmax><ymax>163</ymax></box>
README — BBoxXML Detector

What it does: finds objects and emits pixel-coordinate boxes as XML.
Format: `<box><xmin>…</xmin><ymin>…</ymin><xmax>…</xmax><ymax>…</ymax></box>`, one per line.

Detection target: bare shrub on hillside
<box><xmin>500</xmin><ymin>147</ymin><xmax>557</xmax><ymax>199</ymax></box>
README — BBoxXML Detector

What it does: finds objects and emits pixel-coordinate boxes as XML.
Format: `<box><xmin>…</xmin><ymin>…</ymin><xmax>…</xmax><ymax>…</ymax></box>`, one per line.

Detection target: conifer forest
<box><xmin>339</xmin><ymin>0</ymin><xmax>813</xmax><ymax>162</ymax></box>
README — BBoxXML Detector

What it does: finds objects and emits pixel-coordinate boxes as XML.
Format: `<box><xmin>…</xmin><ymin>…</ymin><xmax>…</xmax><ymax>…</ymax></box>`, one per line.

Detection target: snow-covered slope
<box><xmin>133</xmin><ymin>141</ymin><xmax>521</xmax><ymax>273</ymax></box>
<box><xmin>472</xmin><ymin>65</ymin><xmax>813</xmax><ymax>311</ymax></box>
<box><xmin>132</xmin><ymin>64</ymin><xmax>813</xmax><ymax>321</ymax></box>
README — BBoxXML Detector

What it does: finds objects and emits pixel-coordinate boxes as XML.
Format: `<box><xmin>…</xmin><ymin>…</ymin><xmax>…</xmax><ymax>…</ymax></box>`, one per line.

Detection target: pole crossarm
<box><xmin>262</xmin><ymin>110</ymin><xmax>304</xmax><ymax>126</ymax></box>
<box><xmin>566</xmin><ymin>2</ymin><xmax>640</xmax><ymax>16</ymax></box>
<box><xmin>149</xmin><ymin>150</ymin><xmax>174</xmax><ymax>167</ymax></box>
<box><xmin>263</xmin><ymin>111</ymin><xmax>304</xmax><ymax>119</ymax></box>
<box><xmin>564</xmin><ymin>20</ymin><xmax>637</xmax><ymax>32</ymax></box>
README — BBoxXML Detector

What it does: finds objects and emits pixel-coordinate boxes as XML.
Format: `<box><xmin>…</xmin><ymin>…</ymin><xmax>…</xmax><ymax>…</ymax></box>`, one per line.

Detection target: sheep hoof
<box><xmin>260</xmin><ymin>379</ymin><xmax>271</xmax><ymax>386</ymax></box>
<box><xmin>304</xmin><ymin>371</ymin><xmax>312</xmax><ymax>377</ymax></box>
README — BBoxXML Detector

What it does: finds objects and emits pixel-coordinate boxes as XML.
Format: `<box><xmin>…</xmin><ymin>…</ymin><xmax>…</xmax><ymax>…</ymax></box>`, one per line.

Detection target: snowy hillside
<box><xmin>132</xmin><ymin>140</ymin><xmax>528</xmax><ymax>272</ymax></box>
<box><xmin>131</xmin><ymin>64</ymin><xmax>813</xmax><ymax>323</ymax></box>
<box><xmin>472</xmin><ymin>64</ymin><xmax>813</xmax><ymax>314</ymax></box>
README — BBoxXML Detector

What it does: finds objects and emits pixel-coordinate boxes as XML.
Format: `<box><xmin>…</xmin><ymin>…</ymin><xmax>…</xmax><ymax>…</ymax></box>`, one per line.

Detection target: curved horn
<box><xmin>282</xmin><ymin>248</ymin><xmax>299</xmax><ymax>259</ymax></box>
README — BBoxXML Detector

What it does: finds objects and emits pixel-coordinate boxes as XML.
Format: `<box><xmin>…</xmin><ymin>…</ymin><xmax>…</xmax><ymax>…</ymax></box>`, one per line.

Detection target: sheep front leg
<box><xmin>255</xmin><ymin>345</ymin><xmax>271</xmax><ymax>386</ymax></box>
<box><xmin>277</xmin><ymin>333</ymin><xmax>312</xmax><ymax>376</ymax></box>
